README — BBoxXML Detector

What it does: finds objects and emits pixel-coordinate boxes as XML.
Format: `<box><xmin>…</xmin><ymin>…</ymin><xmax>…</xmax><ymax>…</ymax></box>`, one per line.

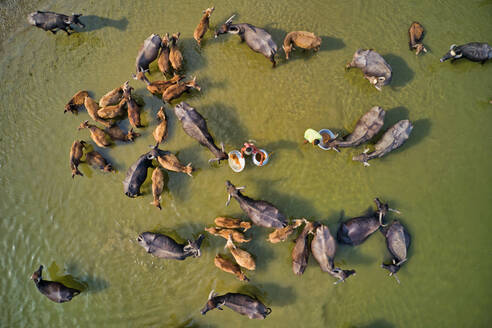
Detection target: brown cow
<box><xmin>122</xmin><ymin>81</ymin><xmax>142</xmax><ymax>128</ymax></box>
<box><xmin>78</xmin><ymin>120</ymin><xmax>111</xmax><ymax>147</ymax></box>
<box><xmin>105</xmin><ymin>125</ymin><xmax>140</xmax><ymax>142</ymax></box>
<box><xmin>205</xmin><ymin>227</ymin><xmax>251</xmax><ymax>243</ymax></box>
<box><xmin>85</xmin><ymin>150</ymin><xmax>113</xmax><ymax>172</ymax></box>
<box><xmin>162</xmin><ymin>77</ymin><xmax>200</xmax><ymax>103</ymax></box>
<box><xmin>151</xmin><ymin>167</ymin><xmax>165</xmax><ymax>210</ymax></box>
<box><xmin>65</xmin><ymin>90</ymin><xmax>88</xmax><ymax>114</ymax></box>
<box><xmin>283</xmin><ymin>31</ymin><xmax>321</xmax><ymax>60</ymax></box>
<box><xmin>267</xmin><ymin>219</ymin><xmax>304</xmax><ymax>243</ymax></box>
<box><xmin>194</xmin><ymin>7</ymin><xmax>214</xmax><ymax>46</ymax></box>
<box><xmin>83</xmin><ymin>96</ymin><xmax>112</xmax><ymax>127</ymax></box>
<box><xmin>169</xmin><ymin>32</ymin><xmax>183</xmax><ymax>71</ymax></box>
<box><xmin>225</xmin><ymin>235</ymin><xmax>256</xmax><ymax>270</ymax></box>
<box><xmin>69</xmin><ymin>140</ymin><xmax>86</xmax><ymax>178</ymax></box>
<box><xmin>214</xmin><ymin>217</ymin><xmax>252</xmax><ymax>232</ymax></box>
<box><xmin>214</xmin><ymin>254</ymin><xmax>249</xmax><ymax>282</ymax></box>
<box><xmin>133</xmin><ymin>69</ymin><xmax>182</xmax><ymax>95</ymax></box>
<box><xmin>158</xmin><ymin>33</ymin><xmax>171</xmax><ymax>76</ymax></box>
<box><xmin>408</xmin><ymin>22</ymin><xmax>427</xmax><ymax>55</ymax></box>
<box><xmin>99</xmin><ymin>84</ymin><xmax>125</xmax><ymax>107</ymax></box>
<box><xmin>153</xmin><ymin>107</ymin><xmax>168</xmax><ymax>144</ymax></box>
<box><xmin>157</xmin><ymin>151</ymin><xmax>193</xmax><ymax>176</ymax></box>
<box><xmin>97</xmin><ymin>98</ymin><xmax>127</xmax><ymax>119</ymax></box>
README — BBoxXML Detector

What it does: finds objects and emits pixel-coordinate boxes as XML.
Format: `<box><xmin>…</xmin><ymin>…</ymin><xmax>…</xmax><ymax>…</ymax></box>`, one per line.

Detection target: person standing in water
<box><xmin>303</xmin><ymin>128</ymin><xmax>323</xmax><ymax>145</ymax></box>
<box><xmin>303</xmin><ymin>128</ymin><xmax>337</xmax><ymax>150</ymax></box>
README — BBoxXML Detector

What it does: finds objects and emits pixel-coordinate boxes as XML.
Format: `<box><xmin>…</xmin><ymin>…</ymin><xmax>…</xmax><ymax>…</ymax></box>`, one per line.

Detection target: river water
<box><xmin>1</xmin><ymin>0</ymin><xmax>491</xmax><ymax>327</ymax></box>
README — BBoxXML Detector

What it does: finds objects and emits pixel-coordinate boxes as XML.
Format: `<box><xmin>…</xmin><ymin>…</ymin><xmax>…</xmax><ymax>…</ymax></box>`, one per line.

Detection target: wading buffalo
<box><xmin>338</xmin><ymin>198</ymin><xmax>397</xmax><ymax>246</ymax></box>
<box><xmin>353</xmin><ymin>120</ymin><xmax>413</xmax><ymax>167</ymax></box>
<box><xmin>328</xmin><ymin>106</ymin><xmax>386</xmax><ymax>150</ymax></box>
<box><xmin>174</xmin><ymin>102</ymin><xmax>227</xmax><ymax>162</ymax></box>
<box><xmin>201</xmin><ymin>290</ymin><xmax>271</xmax><ymax>319</ymax></box>
<box><xmin>135</xmin><ymin>34</ymin><xmax>162</xmax><ymax>73</ymax></box>
<box><xmin>346</xmin><ymin>49</ymin><xmax>392</xmax><ymax>91</ymax></box>
<box><xmin>311</xmin><ymin>224</ymin><xmax>355</xmax><ymax>284</ymax></box>
<box><xmin>381</xmin><ymin>220</ymin><xmax>411</xmax><ymax>284</ymax></box>
<box><xmin>31</xmin><ymin>265</ymin><xmax>81</xmax><ymax>303</ymax></box>
<box><xmin>440</xmin><ymin>42</ymin><xmax>492</xmax><ymax>64</ymax></box>
<box><xmin>215</xmin><ymin>15</ymin><xmax>278</xmax><ymax>67</ymax></box>
<box><xmin>123</xmin><ymin>147</ymin><xmax>160</xmax><ymax>197</ymax></box>
<box><xmin>226</xmin><ymin>180</ymin><xmax>287</xmax><ymax>228</ymax></box>
<box><xmin>137</xmin><ymin>232</ymin><xmax>204</xmax><ymax>260</ymax></box>
<box><xmin>28</xmin><ymin>11</ymin><xmax>84</xmax><ymax>35</ymax></box>
<box><xmin>337</xmin><ymin>198</ymin><xmax>391</xmax><ymax>245</ymax></box>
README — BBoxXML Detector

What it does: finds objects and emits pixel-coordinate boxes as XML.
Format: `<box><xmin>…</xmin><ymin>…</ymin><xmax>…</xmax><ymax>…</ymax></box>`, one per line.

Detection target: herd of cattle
<box><xmin>27</xmin><ymin>7</ymin><xmax>490</xmax><ymax>320</ymax></box>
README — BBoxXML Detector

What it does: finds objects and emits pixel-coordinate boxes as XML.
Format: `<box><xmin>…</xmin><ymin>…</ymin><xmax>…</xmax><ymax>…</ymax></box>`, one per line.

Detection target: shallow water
<box><xmin>1</xmin><ymin>0</ymin><xmax>491</xmax><ymax>327</ymax></box>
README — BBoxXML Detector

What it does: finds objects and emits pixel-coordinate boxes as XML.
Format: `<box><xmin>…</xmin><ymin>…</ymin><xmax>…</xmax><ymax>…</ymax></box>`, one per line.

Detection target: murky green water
<box><xmin>1</xmin><ymin>0</ymin><xmax>491</xmax><ymax>327</ymax></box>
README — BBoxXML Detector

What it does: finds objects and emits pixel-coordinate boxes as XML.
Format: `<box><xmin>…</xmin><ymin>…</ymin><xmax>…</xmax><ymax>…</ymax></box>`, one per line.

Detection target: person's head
<box><xmin>313</xmin><ymin>139</ymin><xmax>320</xmax><ymax>146</ymax></box>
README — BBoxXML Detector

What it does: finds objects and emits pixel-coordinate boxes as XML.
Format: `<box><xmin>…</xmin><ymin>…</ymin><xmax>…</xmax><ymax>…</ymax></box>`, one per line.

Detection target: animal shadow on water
<box><xmin>381</xmin><ymin>106</ymin><xmax>409</xmax><ymax>130</ymax></box>
<box><xmin>398</xmin><ymin>118</ymin><xmax>430</xmax><ymax>151</ymax></box>
<box><xmin>252</xmin><ymin>178</ymin><xmax>322</xmax><ymax>219</ymax></box>
<box><xmin>169</xmin><ymin>317</ymin><xmax>211</xmax><ymax>328</ymax></box>
<box><xmin>87</xmin><ymin>143</ymin><xmax>121</xmax><ymax>171</ymax></box>
<box><xmin>384</xmin><ymin>54</ymin><xmax>414</xmax><ymax>89</ymax></box>
<box><xmin>244</xmin><ymin>228</ymin><xmax>275</xmax><ymax>272</ymax></box>
<box><xmin>262</xmin><ymin>139</ymin><xmax>302</xmax><ymax>161</ymax></box>
<box><xmin>166</xmin><ymin>222</ymin><xmax>206</xmax><ymax>241</ymax></box>
<box><xmin>320</xmin><ymin>35</ymin><xmax>345</xmax><ymax>52</ymax></box>
<box><xmin>180</xmin><ymin>37</ymin><xmax>207</xmax><ymax>75</ymax></box>
<box><xmin>237</xmin><ymin>282</ymin><xmax>297</xmax><ymax>307</ymax></box>
<box><xmin>189</xmin><ymin>77</ymin><xmax>226</xmax><ymax>99</ymax></box>
<box><xmin>375</xmin><ymin>107</ymin><xmax>431</xmax><ymax>152</ymax></box>
<box><xmin>349</xmin><ymin>319</ymin><xmax>396</xmax><ymax>328</ymax></box>
<box><xmin>75</xmin><ymin>15</ymin><xmax>128</xmax><ymax>32</ymax></box>
<box><xmin>196</xmin><ymin>102</ymin><xmax>250</xmax><ymax>147</ymax></box>
<box><xmin>49</xmin><ymin>261</ymin><xmax>109</xmax><ymax>294</ymax></box>
<box><xmin>161</xmin><ymin>164</ymin><xmax>194</xmax><ymax>202</ymax></box>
